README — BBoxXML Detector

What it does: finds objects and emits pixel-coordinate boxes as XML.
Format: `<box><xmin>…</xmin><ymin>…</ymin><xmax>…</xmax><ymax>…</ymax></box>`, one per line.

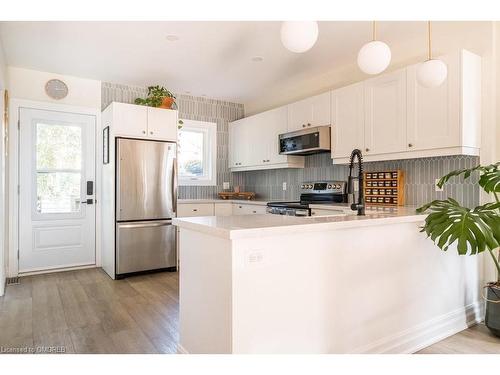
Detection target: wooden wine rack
<box><xmin>363</xmin><ymin>170</ymin><xmax>405</xmax><ymax>206</ymax></box>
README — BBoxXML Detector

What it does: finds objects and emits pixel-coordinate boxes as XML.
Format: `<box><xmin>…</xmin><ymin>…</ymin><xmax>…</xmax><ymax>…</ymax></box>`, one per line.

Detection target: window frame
<box><xmin>177</xmin><ymin>119</ymin><xmax>217</xmax><ymax>186</ymax></box>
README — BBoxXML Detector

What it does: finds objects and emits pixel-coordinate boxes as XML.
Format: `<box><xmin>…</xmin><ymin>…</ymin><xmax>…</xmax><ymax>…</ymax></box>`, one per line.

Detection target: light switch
<box><xmin>223</xmin><ymin>182</ymin><xmax>230</xmax><ymax>190</ymax></box>
<box><xmin>435</xmin><ymin>179</ymin><xmax>444</xmax><ymax>192</ymax></box>
<box><xmin>282</xmin><ymin>182</ymin><xmax>287</xmax><ymax>191</ymax></box>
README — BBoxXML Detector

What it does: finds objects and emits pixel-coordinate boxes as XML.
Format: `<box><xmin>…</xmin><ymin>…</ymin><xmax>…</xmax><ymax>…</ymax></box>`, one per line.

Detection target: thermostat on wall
<box><xmin>45</xmin><ymin>79</ymin><xmax>68</xmax><ymax>100</ymax></box>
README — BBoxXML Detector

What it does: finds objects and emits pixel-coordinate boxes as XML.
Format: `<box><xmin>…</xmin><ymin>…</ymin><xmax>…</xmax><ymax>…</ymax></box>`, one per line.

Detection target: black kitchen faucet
<box><xmin>348</xmin><ymin>149</ymin><xmax>365</xmax><ymax>216</ymax></box>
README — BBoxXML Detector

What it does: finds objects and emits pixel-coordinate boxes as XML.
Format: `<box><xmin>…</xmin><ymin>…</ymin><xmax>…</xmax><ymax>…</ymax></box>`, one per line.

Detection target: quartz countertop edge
<box><xmin>173</xmin><ymin>209</ymin><xmax>425</xmax><ymax>240</ymax></box>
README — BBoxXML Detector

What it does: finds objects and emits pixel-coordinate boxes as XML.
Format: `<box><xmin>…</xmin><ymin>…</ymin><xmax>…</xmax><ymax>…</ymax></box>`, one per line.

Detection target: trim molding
<box><xmin>352</xmin><ymin>301</ymin><xmax>483</xmax><ymax>354</ymax></box>
<box><xmin>18</xmin><ymin>264</ymin><xmax>96</xmax><ymax>277</ymax></box>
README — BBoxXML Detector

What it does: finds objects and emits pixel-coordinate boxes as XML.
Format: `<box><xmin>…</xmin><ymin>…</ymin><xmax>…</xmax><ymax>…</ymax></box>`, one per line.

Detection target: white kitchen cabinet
<box><xmin>103</xmin><ymin>102</ymin><xmax>178</xmax><ymax>141</ymax></box>
<box><xmin>229</xmin><ymin>107</ymin><xmax>304</xmax><ymax>171</ymax></box>
<box><xmin>232</xmin><ymin>203</ymin><xmax>267</xmax><ymax>215</ymax></box>
<box><xmin>147</xmin><ymin>107</ymin><xmax>178</xmax><ymax>141</ymax></box>
<box><xmin>406</xmin><ymin>49</ymin><xmax>480</xmax><ymax>152</ymax></box>
<box><xmin>177</xmin><ymin>203</ymin><xmax>214</xmax><ymax>217</ymax></box>
<box><xmin>331</xmin><ymin>82</ymin><xmax>364</xmax><ymax>159</ymax></box>
<box><xmin>214</xmin><ymin>203</ymin><xmax>233</xmax><ymax>216</ymax></box>
<box><xmin>110</xmin><ymin>102</ymin><xmax>148</xmax><ymax>138</ymax></box>
<box><xmin>287</xmin><ymin>91</ymin><xmax>331</xmax><ymax>132</ymax></box>
<box><xmin>364</xmin><ymin>69</ymin><xmax>407</xmax><ymax>156</ymax></box>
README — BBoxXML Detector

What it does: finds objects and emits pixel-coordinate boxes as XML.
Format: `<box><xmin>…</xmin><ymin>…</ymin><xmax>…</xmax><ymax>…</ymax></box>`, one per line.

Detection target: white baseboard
<box><xmin>177</xmin><ymin>344</ymin><xmax>189</xmax><ymax>354</ymax></box>
<box><xmin>353</xmin><ymin>301</ymin><xmax>483</xmax><ymax>354</ymax></box>
<box><xmin>18</xmin><ymin>264</ymin><xmax>97</xmax><ymax>277</ymax></box>
<box><xmin>0</xmin><ymin>276</ymin><xmax>5</xmax><ymax>297</ymax></box>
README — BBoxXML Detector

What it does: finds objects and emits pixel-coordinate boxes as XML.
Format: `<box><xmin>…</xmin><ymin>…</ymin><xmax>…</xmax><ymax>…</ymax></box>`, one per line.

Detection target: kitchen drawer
<box><xmin>232</xmin><ymin>203</ymin><xmax>267</xmax><ymax>215</ymax></box>
<box><xmin>177</xmin><ymin>203</ymin><xmax>214</xmax><ymax>217</ymax></box>
<box><xmin>214</xmin><ymin>203</ymin><xmax>233</xmax><ymax>216</ymax></box>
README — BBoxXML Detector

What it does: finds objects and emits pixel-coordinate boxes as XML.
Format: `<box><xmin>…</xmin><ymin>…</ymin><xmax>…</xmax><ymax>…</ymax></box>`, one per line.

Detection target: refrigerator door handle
<box><xmin>118</xmin><ymin>220</ymin><xmax>172</xmax><ymax>229</ymax></box>
<box><xmin>173</xmin><ymin>157</ymin><xmax>178</xmax><ymax>215</ymax></box>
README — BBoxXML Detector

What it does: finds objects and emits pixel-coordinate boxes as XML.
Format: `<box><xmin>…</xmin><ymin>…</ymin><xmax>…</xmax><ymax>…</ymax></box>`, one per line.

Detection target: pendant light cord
<box><xmin>427</xmin><ymin>21</ymin><xmax>432</xmax><ymax>60</ymax></box>
<box><xmin>372</xmin><ymin>20</ymin><xmax>377</xmax><ymax>41</ymax></box>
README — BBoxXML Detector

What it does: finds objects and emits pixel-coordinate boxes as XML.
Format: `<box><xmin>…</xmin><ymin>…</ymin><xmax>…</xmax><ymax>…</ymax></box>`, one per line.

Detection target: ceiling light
<box><xmin>357</xmin><ymin>21</ymin><xmax>391</xmax><ymax>75</ymax></box>
<box><xmin>280</xmin><ymin>21</ymin><xmax>319</xmax><ymax>53</ymax></box>
<box><xmin>251</xmin><ymin>56</ymin><xmax>264</xmax><ymax>62</ymax></box>
<box><xmin>417</xmin><ymin>21</ymin><xmax>447</xmax><ymax>88</ymax></box>
<box><xmin>166</xmin><ymin>35</ymin><xmax>179</xmax><ymax>42</ymax></box>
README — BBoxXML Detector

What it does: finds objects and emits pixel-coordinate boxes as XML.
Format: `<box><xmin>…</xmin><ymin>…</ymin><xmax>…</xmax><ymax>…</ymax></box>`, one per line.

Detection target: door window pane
<box><xmin>178</xmin><ymin>129</ymin><xmax>205</xmax><ymax>177</ymax></box>
<box><xmin>36</xmin><ymin>123</ymin><xmax>82</xmax><ymax>170</ymax></box>
<box><xmin>36</xmin><ymin>172</ymin><xmax>81</xmax><ymax>213</ymax></box>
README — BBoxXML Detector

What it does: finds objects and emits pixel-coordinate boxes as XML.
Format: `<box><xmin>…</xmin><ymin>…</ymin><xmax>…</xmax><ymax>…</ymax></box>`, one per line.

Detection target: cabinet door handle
<box><xmin>142</xmin><ymin>130</ymin><xmax>146</xmax><ymax>134</ymax></box>
<box><xmin>302</xmin><ymin>124</ymin><xmax>306</xmax><ymax>128</ymax></box>
<box><xmin>365</xmin><ymin>148</ymin><xmax>370</xmax><ymax>152</ymax></box>
<box><xmin>193</xmin><ymin>209</ymin><xmax>198</xmax><ymax>212</ymax></box>
<box><xmin>150</xmin><ymin>131</ymin><xmax>154</xmax><ymax>135</ymax></box>
<box><xmin>408</xmin><ymin>143</ymin><xmax>413</xmax><ymax>148</ymax></box>
<box><xmin>307</xmin><ymin>123</ymin><xmax>311</xmax><ymax>127</ymax></box>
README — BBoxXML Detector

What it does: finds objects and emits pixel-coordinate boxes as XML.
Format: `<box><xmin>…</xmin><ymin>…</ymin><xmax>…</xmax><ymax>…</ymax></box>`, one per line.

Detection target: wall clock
<box><xmin>45</xmin><ymin>79</ymin><xmax>68</xmax><ymax>100</ymax></box>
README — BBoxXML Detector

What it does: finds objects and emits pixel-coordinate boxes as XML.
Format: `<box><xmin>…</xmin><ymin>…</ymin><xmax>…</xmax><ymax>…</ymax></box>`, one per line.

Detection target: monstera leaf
<box><xmin>417</xmin><ymin>198</ymin><xmax>500</xmax><ymax>255</ymax></box>
<box><xmin>437</xmin><ymin>162</ymin><xmax>500</xmax><ymax>193</ymax></box>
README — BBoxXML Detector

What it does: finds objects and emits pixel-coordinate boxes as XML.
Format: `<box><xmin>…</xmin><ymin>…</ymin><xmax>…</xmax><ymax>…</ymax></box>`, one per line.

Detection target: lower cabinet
<box><xmin>177</xmin><ymin>202</ymin><xmax>267</xmax><ymax>217</ymax></box>
<box><xmin>232</xmin><ymin>203</ymin><xmax>267</xmax><ymax>215</ymax></box>
<box><xmin>177</xmin><ymin>203</ymin><xmax>214</xmax><ymax>217</ymax></box>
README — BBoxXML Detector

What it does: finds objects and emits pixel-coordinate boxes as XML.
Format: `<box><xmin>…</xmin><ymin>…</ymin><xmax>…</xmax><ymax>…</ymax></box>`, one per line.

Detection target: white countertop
<box><xmin>173</xmin><ymin>206</ymin><xmax>424</xmax><ymax>239</ymax></box>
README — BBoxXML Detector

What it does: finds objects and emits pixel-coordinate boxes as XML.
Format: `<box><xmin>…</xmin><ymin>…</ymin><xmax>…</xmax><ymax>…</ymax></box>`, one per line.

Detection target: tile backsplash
<box><xmin>233</xmin><ymin>153</ymin><xmax>480</xmax><ymax>208</ymax></box>
<box><xmin>102</xmin><ymin>82</ymin><xmax>479</xmax><ymax>207</ymax></box>
<box><xmin>101</xmin><ymin>82</ymin><xmax>245</xmax><ymax>199</ymax></box>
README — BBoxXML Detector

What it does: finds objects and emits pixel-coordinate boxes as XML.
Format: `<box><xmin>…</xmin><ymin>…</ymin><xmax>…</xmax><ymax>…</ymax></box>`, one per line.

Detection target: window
<box><xmin>178</xmin><ymin>119</ymin><xmax>217</xmax><ymax>186</ymax></box>
<box><xmin>35</xmin><ymin>122</ymin><xmax>83</xmax><ymax>214</ymax></box>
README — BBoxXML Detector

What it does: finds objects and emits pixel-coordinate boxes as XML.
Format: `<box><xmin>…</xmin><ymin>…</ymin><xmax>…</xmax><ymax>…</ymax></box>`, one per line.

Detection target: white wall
<box><xmin>7</xmin><ymin>66</ymin><xmax>101</xmax><ymax>108</ymax></box>
<box><xmin>0</xmin><ymin>41</ymin><xmax>7</xmax><ymax>296</ymax></box>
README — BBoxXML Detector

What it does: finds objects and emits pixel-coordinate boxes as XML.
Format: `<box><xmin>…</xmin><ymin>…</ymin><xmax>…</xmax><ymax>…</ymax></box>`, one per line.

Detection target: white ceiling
<box><xmin>0</xmin><ymin>21</ymin><xmax>479</xmax><ymax>109</ymax></box>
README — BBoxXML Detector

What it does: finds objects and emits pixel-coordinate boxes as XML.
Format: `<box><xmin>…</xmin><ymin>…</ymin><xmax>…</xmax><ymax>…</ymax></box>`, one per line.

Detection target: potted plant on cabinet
<box><xmin>135</xmin><ymin>85</ymin><xmax>176</xmax><ymax>109</ymax></box>
<box><xmin>417</xmin><ymin>162</ymin><xmax>500</xmax><ymax>337</ymax></box>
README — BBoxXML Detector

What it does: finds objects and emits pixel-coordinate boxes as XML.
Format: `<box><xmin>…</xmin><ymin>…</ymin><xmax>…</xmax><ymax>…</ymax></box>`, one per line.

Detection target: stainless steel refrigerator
<box><xmin>115</xmin><ymin>138</ymin><xmax>177</xmax><ymax>277</ymax></box>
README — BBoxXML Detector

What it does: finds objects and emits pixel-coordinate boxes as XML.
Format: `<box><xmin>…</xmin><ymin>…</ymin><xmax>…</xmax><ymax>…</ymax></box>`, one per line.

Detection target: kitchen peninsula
<box><xmin>173</xmin><ymin>208</ymin><xmax>481</xmax><ymax>354</ymax></box>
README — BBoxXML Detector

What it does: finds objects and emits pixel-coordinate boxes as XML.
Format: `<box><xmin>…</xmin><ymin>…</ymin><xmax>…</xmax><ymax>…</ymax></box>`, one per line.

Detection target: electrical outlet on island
<box><xmin>282</xmin><ymin>182</ymin><xmax>287</xmax><ymax>191</ymax></box>
<box><xmin>223</xmin><ymin>182</ymin><xmax>230</xmax><ymax>190</ymax></box>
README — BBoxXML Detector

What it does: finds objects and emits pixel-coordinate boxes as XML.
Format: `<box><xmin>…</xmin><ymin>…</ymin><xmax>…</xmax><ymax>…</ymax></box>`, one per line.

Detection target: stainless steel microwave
<box><xmin>279</xmin><ymin>126</ymin><xmax>331</xmax><ymax>155</ymax></box>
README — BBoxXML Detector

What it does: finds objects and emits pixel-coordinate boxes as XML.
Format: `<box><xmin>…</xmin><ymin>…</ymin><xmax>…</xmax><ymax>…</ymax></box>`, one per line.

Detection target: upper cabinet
<box><xmin>229</xmin><ymin>106</ymin><xmax>304</xmax><ymax>171</ymax></box>
<box><xmin>364</xmin><ymin>69</ymin><xmax>407</xmax><ymax>155</ymax></box>
<box><xmin>287</xmin><ymin>92</ymin><xmax>331</xmax><ymax>131</ymax></box>
<box><xmin>331</xmin><ymin>82</ymin><xmax>364</xmax><ymax>159</ymax></box>
<box><xmin>103</xmin><ymin>102</ymin><xmax>178</xmax><ymax>142</ymax></box>
<box><xmin>331</xmin><ymin>49</ymin><xmax>481</xmax><ymax>164</ymax></box>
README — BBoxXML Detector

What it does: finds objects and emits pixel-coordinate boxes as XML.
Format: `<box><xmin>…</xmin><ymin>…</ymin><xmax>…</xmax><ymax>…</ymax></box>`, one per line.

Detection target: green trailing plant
<box><xmin>417</xmin><ymin>162</ymin><xmax>500</xmax><ymax>284</ymax></box>
<box><xmin>135</xmin><ymin>85</ymin><xmax>176</xmax><ymax>108</ymax></box>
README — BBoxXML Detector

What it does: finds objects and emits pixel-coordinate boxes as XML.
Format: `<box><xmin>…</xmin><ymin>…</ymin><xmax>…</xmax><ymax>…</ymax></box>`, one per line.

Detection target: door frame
<box><xmin>8</xmin><ymin>98</ymin><xmax>101</xmax><ymax>277</ymax></box>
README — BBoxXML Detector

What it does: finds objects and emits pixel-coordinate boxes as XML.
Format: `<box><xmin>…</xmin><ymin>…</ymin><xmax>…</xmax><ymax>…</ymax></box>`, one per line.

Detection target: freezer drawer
<box><xmin>116</xmin><ymin>220</ymin><xmax>176</xmax><ymax>275</ymax></box>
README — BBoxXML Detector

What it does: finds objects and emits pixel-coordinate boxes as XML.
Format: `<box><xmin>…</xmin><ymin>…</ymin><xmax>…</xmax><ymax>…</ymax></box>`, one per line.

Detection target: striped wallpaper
<box><xmin>102</xmin><ymin>82</ymin><xmax>479</xmax><ymax>208</ymax></box>
<box><xmin>102</xmin><ymin>82</ymin><xmax>245</xmax><ymax>199</ymax></box>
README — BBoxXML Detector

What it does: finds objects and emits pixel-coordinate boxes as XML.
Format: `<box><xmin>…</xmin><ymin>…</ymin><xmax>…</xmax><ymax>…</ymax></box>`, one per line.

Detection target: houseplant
<box><xmin>417</xmin><ymin>162</ymin><xmax>500</xmax><ymax>337</ymax></box>
<box><xmin>135</xmin><ymin>85</ymin><xmax>176</xmax><ymax>109</ymax></box>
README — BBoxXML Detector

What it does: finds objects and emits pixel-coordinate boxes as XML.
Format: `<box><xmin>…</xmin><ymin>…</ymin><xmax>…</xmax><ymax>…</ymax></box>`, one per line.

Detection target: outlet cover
<box><xmin>223</xmin><ymin>182</ymin><xmax>230</xmax><ymax>190</ymax></box>
<box><xmin>435</xmin><ymin>179</ymin><xmax>444</xmax><ymax>192</ymax></box>
<box><xmin>282</xmin><ymin>182</ymin><xmax>287</xmax><ymax>191</ymax></box>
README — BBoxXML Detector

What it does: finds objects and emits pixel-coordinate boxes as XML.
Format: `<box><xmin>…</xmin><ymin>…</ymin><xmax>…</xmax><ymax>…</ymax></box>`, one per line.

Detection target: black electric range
<box><xmin>266</xmin><ymin>181</ymin><xmax>347</xmax><ymax>216</ymax></box>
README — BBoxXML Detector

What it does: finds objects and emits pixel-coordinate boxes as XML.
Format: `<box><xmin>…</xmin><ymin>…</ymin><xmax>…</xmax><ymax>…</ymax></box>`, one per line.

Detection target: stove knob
<box><xmin>308</xmin><ymin>184</ymin><xmax>313</xmax><ymax>189</ymax></box>
<box><xmin>327</xmin><ymin>184</ymin><xmax>332</xmax><ymax>189</ymax></box>
<box><xmin>301</xmin><ymin>184</ymin><xmax>305</xmax><ymax>189</ymax></box>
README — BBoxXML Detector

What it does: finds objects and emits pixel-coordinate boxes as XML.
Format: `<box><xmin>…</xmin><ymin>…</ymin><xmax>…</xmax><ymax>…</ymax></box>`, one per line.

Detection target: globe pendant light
<box><xmin>280</xmin><ymin>21</ymin><xmax>319</xmax><ymax>53</ymax></box>
<box><xmin>357</xmin><ymin>21</ymin><xmax>392</xmax><ymax>75</ymax></box>
<box><xmin>417</xmin><ymin>21</ymin><xmax>448</xmax><ymax>88</ymax></box>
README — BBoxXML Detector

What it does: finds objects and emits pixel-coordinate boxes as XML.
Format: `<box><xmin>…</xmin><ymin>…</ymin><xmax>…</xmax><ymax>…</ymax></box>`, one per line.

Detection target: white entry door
<box><xmin>19</xmin><ymin>108</ymin><xmax>96</xmax><ymax>273</ymax></box>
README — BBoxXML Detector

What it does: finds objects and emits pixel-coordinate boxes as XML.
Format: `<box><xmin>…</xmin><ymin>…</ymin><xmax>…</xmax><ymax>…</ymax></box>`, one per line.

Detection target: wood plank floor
<box><xmin>0</xmin><ymin>268</ymin><xmax>179</xmax><ymax>353</ymax></box>
<box><xmin>1</xmin><ymin>267</ymin><xmax>499</xmax><ymax>354</ymax></box>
